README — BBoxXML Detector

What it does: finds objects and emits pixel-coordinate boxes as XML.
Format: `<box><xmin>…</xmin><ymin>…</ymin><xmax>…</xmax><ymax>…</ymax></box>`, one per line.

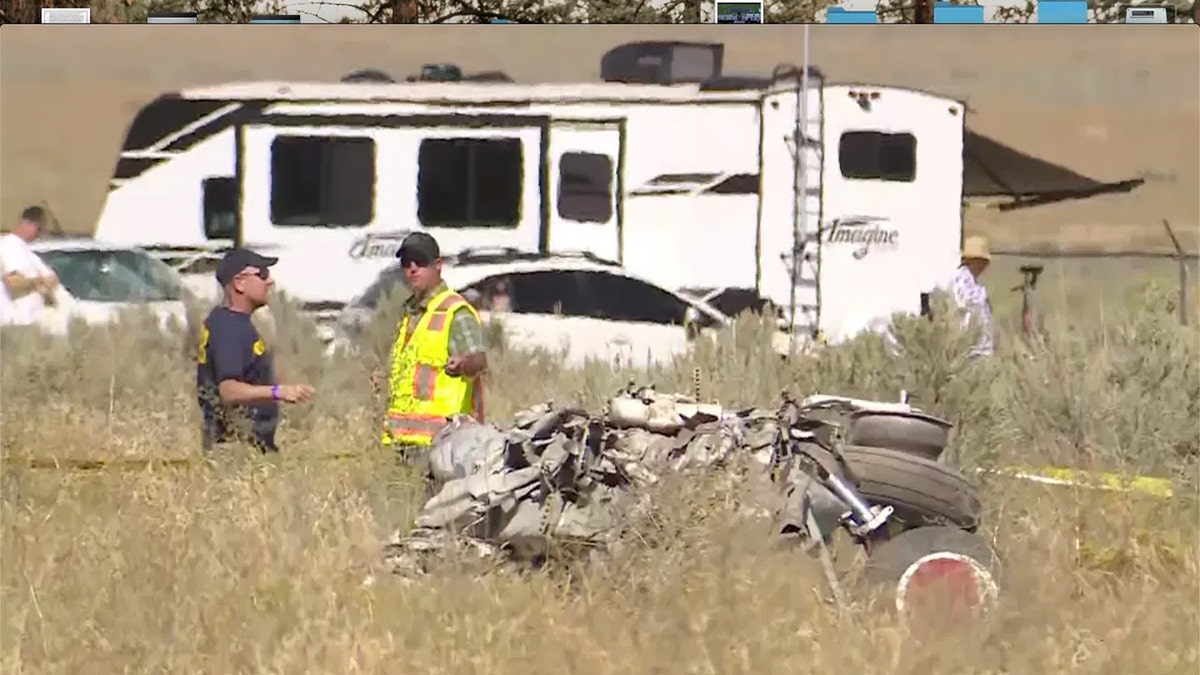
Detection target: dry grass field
<box><xmin>2</xmin><ymin>24</ymin><xmax>1199</xmax><ymax>675</ymax></box>
<box><xmin>2</xmin><ymin>281</ymin><xmax>1198</xmax><ymax>674</ymax></box>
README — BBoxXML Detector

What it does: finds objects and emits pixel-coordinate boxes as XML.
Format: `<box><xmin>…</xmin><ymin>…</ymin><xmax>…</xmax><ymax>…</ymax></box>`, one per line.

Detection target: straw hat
<box><xmin>962</xmin><ymin>236</ymin><xmax>992</xmax><ymax>262</ymax></box>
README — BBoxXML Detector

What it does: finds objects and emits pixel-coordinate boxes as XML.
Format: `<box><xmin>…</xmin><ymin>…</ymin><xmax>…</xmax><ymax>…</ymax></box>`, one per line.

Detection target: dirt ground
<box><xmin>1</xmin><ymin>25</ymin><xmax>1196</xmax><ymax>250</ymax></box>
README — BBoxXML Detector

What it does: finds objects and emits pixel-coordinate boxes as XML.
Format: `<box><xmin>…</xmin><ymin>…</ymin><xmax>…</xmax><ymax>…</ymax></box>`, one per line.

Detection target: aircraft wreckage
<box><xmin>384</xmin><ymin>383</ymin><xmax>1000</xmax><ymax>615</ymax></box>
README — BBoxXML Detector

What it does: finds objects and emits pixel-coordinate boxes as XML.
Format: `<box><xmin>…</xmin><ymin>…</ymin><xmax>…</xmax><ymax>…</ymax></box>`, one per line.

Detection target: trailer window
<box><xmin>557</xmin><ymin>152</ymin><xmax>614</xmax><ymax>223</ymax></box>
<box><xmin>704</xmin><ymin>173</ymin><xmax>759</xmax><ymax>195</ymax></box>
<box><xmin>418</xmin><ymin>138</ymin><xmax>522</xmax><ymax>229</ymax></box>
<box><xmin>630</xmin><ymin>172</ymin><xmax>722</xmax><ymax>196</ymax></box>
<box><xmin>270</xmin><ymin>136</ymin><xmax>375</xmax><ymax>227</ymax></box>
<box><xmin>202</xmin><ymin>176</ymin><xmax>238</xmax><ymax>240</ymax></box>
<box><xmin>838</xmin><ymin>131</ymin><xmax>917</xmax><ymax>182</ymax></box>
<box><xmin>648</xmin><ymin>173</ymin><xmax>720</xmax><ymax>185</ymax></box>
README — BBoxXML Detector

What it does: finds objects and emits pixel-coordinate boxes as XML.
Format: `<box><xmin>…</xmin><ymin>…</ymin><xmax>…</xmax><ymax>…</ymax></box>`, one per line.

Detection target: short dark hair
<box><xmin>20</xmin><ymin>206</ymin><xmax>46</xmax><ymax>227</ymax></box>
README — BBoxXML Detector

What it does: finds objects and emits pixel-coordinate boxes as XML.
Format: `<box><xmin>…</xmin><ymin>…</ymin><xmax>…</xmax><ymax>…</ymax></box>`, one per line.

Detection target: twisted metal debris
<box><xmin>382</xmin><ymin>382</ymin><xmax>842</xmax><ymax>577</ymax></box>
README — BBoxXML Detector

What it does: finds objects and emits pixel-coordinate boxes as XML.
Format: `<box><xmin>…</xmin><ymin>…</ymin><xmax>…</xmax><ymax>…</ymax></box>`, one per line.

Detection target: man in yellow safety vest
<box><xmin>382</xmin><ymin>232</ymin><xmax>488</xmax><ymax>462</ymax></box>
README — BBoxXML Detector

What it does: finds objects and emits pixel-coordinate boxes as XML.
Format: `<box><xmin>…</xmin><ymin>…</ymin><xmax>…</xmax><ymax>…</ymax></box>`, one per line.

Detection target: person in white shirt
<box><xmin>0</xmin><ymin>206</ymin><xmax>59</xmax><ymax>327</ymax></box>
<box><xmin>948</xmin><ymin>235</ymin><xmax>995</xmax><ymax>358</ymax></box>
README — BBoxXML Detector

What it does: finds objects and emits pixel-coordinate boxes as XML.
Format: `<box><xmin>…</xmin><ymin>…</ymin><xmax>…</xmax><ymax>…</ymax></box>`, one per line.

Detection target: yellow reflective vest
<box><xmin>382</xmin><ymin>288</ymin><xmax>484</xmax><ymax>446</ymax></box>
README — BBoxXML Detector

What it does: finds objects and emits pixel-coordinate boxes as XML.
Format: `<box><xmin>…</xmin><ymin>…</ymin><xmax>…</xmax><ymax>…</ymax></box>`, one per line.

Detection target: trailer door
<box><xmin>547</xmin><ymin>119</ymin><xmax>624</xmax><ymax>263</ymax></box>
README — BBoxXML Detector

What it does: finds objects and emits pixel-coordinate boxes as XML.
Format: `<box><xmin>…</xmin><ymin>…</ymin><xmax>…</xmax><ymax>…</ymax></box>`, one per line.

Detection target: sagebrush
<box><xmin>1</xmin><ymin>283</ymin><xmax>1197</xmax><ymax>674</ymax></box>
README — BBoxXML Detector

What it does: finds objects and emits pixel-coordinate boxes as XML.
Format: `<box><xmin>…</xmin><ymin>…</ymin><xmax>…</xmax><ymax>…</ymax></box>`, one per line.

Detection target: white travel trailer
<box><xmin>95</xmin><ymin>40</ymin><xmax>965</xmax><ymax>344</ymax></box>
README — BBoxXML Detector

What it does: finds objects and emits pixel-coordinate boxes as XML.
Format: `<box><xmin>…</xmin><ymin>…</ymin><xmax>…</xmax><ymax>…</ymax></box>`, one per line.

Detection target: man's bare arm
<box><xmin>219</xmin><ymin>380</ymin><xmax>314</xmax><ymax>405</ymax></box>
<box><xmin>446</xmin><ymin>307</ymin><xmax>489</xmax><ymax>377</ymax></box>
<box><xmin>2</xmin><ymin>272</ymin><xmax>39</xmax><ymax>298</ymax></box>
<box><xmin>456</xmin><ymin>352</ymin><xmax>487</xmax><ymax>377</ymax></box>
<box><xmin>218</xmin><ymin>380</ymin><xmax>277</xmax><ymax>406</ymax></box>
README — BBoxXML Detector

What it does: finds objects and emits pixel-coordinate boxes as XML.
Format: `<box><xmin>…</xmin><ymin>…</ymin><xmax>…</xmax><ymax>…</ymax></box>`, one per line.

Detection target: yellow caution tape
<box><xmin>2</xmin><ymin>453</ymin><xmax>367</xmax><ymax>472</ymax></box>
<box><xmin>6</xmin><ymin>457</ymin><xmax>198</xmax><ymax>471</ymax></box>
<box><xmin>0</xmin><ymin>456</ymin><xmax>1180</xmax><ymax>502</ymax></box>
<box><xmin>982</xmin><ymin>465</ymin><xmax>1176</xmax><ymax>499</ymax></box>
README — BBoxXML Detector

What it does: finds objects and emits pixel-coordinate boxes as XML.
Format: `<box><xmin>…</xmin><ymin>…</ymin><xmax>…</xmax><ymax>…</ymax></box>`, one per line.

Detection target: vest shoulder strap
<box><xmin>430</xmin><ymin>289</ymin><xmax>481</xmax><ymax>322</ymax></box>
<box><xmin>431</xmin><ymin>290</ymin><xmax>465</xmax><ymax>312</ymax></box>
<box><xmin>412</xmin><ymin>289</ymin><xmax>457</xmax><ymax>327</ymax></box>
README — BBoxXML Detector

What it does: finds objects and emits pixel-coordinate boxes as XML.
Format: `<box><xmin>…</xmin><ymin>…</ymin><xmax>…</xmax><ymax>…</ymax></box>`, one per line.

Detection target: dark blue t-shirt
<box><xmin>196</xmin><ymin>307</ymin><xmax>279</xmax><ymax>452</ymax></box>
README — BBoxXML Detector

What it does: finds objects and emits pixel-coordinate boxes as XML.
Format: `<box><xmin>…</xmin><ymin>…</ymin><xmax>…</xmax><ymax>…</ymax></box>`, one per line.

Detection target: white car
<box><xmin>332</xmin><ymin>250</ymin><xmax>787</xmax><ymax>366</ymax></box>
<box><xmin>28</xmin><ymin>238</ymin><xmax>191</xmax><ymax>335</ymax></box>
<box><xmin>679</xmin><ymin>286</ymin><xmax>789</xmax><ymax>328</ymax></box>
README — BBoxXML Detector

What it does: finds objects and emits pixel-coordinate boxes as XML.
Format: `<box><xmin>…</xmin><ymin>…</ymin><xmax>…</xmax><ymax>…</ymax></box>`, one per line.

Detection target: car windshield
<box><xmin>458</xmin><ymin>269</ymin><xmax>725</xmax><ymax>329</ymax></box>
<box><xmin>353</xmin><ymin>265</ymin><xmax>412</xmax><ymax>309</ymax></box>
<box><xmin>39</xmin><ymin>248</ymin><xmax>184</xmax><ymax>303</ymax></box>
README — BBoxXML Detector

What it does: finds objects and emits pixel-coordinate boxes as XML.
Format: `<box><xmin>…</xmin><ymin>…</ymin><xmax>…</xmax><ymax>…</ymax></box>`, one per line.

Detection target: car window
<box><xmin>576</xmin><ymin>271</ymin><xmax>714</xmax><ymax>326</ymax></box>
<box><xmin>462</xmin><ymin>270</ymin><xmax>585</xmax><ymax>316</ymax></box>
<box><xmin>707</xmin><ymin>288</ymin><xmax>783</xmax><ymax>321</ymax></box>
<box><xmin>38</xmin><ymin>249</ymin><xmax>184</xmax><ymax>303</ymax></box>
<box><xmin>422</xmin><ymin>267</ymin><xmax>723</xmax><ymax>330</ymax></box>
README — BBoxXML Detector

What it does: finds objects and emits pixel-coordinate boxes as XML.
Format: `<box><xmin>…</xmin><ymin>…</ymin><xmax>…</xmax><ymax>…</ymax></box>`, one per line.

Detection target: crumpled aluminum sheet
<box><xmin>382</xmin><ymin>385</ymin><xmax>817</xmax><ymax>576</ymax></box>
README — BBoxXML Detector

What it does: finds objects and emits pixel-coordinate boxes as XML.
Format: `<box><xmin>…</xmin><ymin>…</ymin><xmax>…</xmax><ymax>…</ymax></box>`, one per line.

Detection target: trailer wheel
<box><xmin>864</xmin><ymin>525</ymin><xmax>1000</xmax><ymax>618</ymax></box>
<box><xmin>840</xmin><ymin>445</ymin><xmax>981</xmax><ymax>531</ymax></box>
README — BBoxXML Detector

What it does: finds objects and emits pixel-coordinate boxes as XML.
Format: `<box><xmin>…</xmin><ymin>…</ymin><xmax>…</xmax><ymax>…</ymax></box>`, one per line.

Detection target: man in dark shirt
<box><xmin>196</xmin><ymin>248</ymin><xmax>314</xmax><ymax>453</ymax></box>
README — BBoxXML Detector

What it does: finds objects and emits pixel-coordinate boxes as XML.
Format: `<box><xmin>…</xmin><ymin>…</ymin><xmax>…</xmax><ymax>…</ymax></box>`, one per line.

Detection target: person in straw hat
<box><xmin>950</xmin><ymin>235</ymin><xmax>995</xmax><ymax>358</ymax></box>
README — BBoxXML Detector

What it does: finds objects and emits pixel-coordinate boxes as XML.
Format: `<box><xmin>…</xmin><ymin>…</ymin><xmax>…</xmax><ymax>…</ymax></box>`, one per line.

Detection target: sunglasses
<box><xmin>237</xmin><ymin>267</ymin><xmax>270</xmax><ymax>280</ymax></box>
<box><xmin>399</xmin><ymin>255</ymin><xmax>434</xmax><ymax>269</ymax></box>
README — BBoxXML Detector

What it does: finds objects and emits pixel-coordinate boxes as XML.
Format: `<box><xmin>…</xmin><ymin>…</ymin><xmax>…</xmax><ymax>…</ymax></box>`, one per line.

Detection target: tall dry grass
<box><xmin>1</xmin><ymin>279</ymin><xmax>1197</xmax><ymax>674</ymax></box>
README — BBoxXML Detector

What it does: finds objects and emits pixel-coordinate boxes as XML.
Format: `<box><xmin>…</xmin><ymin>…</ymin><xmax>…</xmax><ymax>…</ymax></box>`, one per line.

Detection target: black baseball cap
<box><xmin>215</xmin><ymin>248</ymin><xmax>278</xmax><ymax>285</ymax></box>
<box><xmin>396</xmin><ymin>232</ymin><xmax>440</xmax><ymax>265</ymax></box>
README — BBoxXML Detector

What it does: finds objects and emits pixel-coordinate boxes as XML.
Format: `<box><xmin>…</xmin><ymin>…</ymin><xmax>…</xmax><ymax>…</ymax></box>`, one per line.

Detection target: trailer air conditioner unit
<box><xmin>599</xmin><ymin>41</ymin><xmax>725</xmax><ymax>85</ymax></box>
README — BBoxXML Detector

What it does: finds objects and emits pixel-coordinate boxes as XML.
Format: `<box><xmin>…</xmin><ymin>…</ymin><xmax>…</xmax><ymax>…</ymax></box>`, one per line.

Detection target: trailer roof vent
<box><xmin>600</xmin><ymin>41</ymin><xmax>724</xmax><ymax>85</ymax></box>
<box><xmin>341</xmin><ymin>68</ymin><xmax>395</xmax><ymax>83</ymax></box>
<box><xmin>698</xmin><ymin>75</ymin><xmax>774</xmax><ymax>91</ymax></box>
<box><xmin>405</xmin><ymin>63</ymin><xmax>464</xmax><ymax>82</ymax></box>
<box><xmin>463</xmin><ymin>70</ymin><xmax>514</xmax><ymax>83</ymax></box>
<box><xmin>698</xmin><ymin>68</ymin><xmax>824</xmax><ymax>91</ymax></box>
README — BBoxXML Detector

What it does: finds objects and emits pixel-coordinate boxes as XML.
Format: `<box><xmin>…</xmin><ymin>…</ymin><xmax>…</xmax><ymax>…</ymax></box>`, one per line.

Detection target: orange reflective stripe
<box><xmin>391</xmin><ymin>426</ymin><xmax>436</xmax><ymax>439</ymax></box>
<box><xmin>427</xmin><ymin>312</ymin><xmax>448</xmax><ymax>332</ymax></box>
<box><xmin>388</xmin><ymin>412</ymin><xmax>446</xmax><ymax>423</ymax></box>
<box><xmin>412</xmin><ymin>364</ymin><xmax>438</xmax><ymax>401</ymax></box>
<box><xmin>387</xmin><ymin>412</ymin><xmax>448</xmax><ymax>438</ymax></box>
<box><xmin>435</xmin><ymin>293</ymin><xmax>465</xmax><ymax>312</ymax></box>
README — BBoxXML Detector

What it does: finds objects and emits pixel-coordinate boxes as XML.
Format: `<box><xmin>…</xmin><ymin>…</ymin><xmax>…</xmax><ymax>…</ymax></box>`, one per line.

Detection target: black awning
<box><xmin>964</xmin><ymin>130</ymin><xmax>1145</xmax><ymax>211</ymax></box>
